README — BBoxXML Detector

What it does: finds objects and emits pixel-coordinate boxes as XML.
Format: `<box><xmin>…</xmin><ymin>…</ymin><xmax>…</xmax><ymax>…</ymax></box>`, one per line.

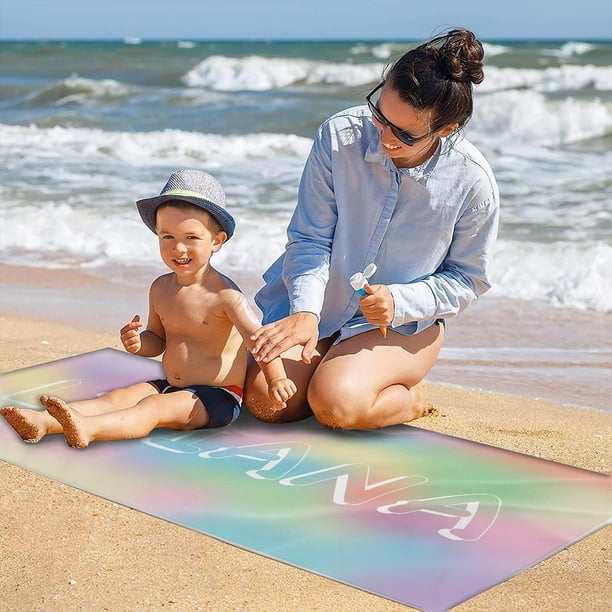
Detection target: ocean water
<box><xmin>1</xmin><ymin>39</ymin><xmax>611</xmax><ymax>411</ymax></box>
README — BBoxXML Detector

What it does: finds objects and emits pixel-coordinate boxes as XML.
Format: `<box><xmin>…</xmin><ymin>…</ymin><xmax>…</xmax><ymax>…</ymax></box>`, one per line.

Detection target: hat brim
<box><xmin>136</xmin><ymin>195</ymin><xmax>235</xmax><ymax>239</ymax></box>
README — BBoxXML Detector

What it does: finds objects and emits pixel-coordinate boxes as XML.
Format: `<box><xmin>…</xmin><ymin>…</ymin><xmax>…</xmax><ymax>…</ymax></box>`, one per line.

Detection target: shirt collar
<box><xmin>365</xmin><ymin>128</ymin><xmax>443</xmax><ymax>181</ymax></box>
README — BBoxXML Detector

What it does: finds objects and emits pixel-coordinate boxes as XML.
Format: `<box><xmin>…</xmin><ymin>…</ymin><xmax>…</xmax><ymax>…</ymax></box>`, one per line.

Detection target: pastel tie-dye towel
<box><xmin>1</xmin><ymin>349</ymin><xmax>610</xmax><ymax>612</ymax></box>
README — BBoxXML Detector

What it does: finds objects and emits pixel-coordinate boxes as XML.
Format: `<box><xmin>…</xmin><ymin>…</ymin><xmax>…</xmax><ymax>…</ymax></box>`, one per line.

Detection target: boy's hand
<box><xmin>120</xmin><ymin>315</ymin><xmax>143</xmax><ymax>353</ymax></box>
<box><xmin>268</xmin><ymin>377</ymin><xmax>298</xmax><ymax>409</ymax></box>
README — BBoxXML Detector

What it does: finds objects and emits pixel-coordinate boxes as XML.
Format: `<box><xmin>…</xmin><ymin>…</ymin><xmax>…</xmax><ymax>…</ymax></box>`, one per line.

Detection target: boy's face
<box><xmin>155</xmin><ymin>206</ymin><xmax>226</xmax><ymax>276</ymax></box>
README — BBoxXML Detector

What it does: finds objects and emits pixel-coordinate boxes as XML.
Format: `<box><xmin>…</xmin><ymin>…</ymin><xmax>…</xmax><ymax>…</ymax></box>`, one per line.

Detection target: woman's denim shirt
<box><xmin>255</xmin><ymin>105</ymin><xmax>500</xmax><ymax>341</ymax></box>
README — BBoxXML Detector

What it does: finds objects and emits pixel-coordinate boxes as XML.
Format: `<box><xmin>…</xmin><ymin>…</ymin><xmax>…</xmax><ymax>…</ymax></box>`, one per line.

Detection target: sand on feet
<box><xmin>42</xmin><ymin>396</ymin><xmax>89</xmax><ymax>448</ymax></box>
<box><xmin>0</xmin><ymin>406</ymin><xmax>44</xmax><ymax>443</ymax></box>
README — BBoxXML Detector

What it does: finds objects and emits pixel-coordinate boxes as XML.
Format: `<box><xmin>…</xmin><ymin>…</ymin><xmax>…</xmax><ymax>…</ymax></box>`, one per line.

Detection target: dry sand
<box><xmin>1</xmin><ymin>314</ymin><xmax>610</xmax><ymax>611</ymax></box>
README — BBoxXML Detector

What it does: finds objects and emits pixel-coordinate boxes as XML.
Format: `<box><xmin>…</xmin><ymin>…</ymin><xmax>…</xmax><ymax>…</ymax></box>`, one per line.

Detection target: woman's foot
<box><xmin>406</xmin><ymin>381</ymin><xmax>438</xmax><ymax>422</ymax></box>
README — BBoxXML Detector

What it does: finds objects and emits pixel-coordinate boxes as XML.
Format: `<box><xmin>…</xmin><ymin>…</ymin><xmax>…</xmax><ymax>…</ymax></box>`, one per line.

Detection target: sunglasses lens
<box><xmin>368</xmin><ymin>102</ymin><xmax>384</xmax><ymax>125</ymax></box>
<box><xmin>368</xmin><ymin>98</ymin><xmax>417</xmax><ymax>146</ymax></box>
<box><xmin>393</xmin><ymin>129</ymin><xmax>416</xmax><ymax>146</ymax></box>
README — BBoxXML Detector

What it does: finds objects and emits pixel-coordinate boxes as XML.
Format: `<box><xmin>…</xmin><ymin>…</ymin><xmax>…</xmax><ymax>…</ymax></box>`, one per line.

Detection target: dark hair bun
<box><xmin>433</xmin><ymin>28</ymin><xmax>484</xmax><ymax>85</ymax></box>
<box><xmin>387</xmin><ymin>28</ymin><xmax>484</xmax><ymax>127</ymax></box>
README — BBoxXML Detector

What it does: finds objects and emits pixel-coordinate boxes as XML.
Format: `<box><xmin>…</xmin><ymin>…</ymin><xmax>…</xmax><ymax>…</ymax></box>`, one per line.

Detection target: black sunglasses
<box><xmin>366</xmin><ymin>81</ymin><xmax>440</xmax><ymax>147</ymax></box>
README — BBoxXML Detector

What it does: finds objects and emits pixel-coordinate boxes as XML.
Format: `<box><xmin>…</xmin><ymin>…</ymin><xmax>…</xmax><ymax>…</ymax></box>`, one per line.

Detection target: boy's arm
<box><xmin>259</xmin><ymin>358</ymin><xmax>298</xmax><ymax>408</ymax></box>
<box><xmin>120</xmin><ymin>282</ymin><xmax>166</xmax><ymax>357</ymax></box>
<box><xmin>224</xmin><ymin>290</ymin><xmax>296</xmax><ymax>406</ymax></box>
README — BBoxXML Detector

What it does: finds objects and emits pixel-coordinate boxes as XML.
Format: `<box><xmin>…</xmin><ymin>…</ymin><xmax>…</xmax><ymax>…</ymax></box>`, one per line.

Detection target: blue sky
<box><xmin>1</xmin><ymin>0</ymin><xmax>610</xmax><ymax>40</ymax></box>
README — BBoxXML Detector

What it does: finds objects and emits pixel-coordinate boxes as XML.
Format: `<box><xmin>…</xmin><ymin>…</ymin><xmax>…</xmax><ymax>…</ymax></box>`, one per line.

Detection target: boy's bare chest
<box><xmin>156</xmin><ymin>289</ymin><xmax>228</xmax><ymax>335</ymax></box>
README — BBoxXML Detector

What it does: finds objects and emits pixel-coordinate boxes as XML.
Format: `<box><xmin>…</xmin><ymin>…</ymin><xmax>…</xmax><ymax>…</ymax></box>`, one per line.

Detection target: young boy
<box><xmin>1</xmin><ymin>169</ymin><xmax>296</xmax><ymax>448</ymax></box>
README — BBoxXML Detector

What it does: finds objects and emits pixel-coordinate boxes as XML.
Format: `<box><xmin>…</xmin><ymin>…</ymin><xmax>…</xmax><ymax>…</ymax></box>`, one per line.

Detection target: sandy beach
<box><xmin>1</xmin><ymin>265</ymin><xmax>611</xmax><ymax>611</ymax></box>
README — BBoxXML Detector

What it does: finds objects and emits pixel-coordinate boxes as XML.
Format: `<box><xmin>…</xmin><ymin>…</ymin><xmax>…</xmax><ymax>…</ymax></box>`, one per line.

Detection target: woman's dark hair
<box><xmin>386</xmin><ymin>28</ymin><xmax>484</xmax><ymax>130</ymax></box>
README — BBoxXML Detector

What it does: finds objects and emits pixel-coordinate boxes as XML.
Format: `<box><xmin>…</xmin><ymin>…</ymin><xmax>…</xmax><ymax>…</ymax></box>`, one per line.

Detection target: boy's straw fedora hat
<box><xmin>137</xmin><ymin>169</ymin><xmax>235</xmax><ymax>239</ymax></box>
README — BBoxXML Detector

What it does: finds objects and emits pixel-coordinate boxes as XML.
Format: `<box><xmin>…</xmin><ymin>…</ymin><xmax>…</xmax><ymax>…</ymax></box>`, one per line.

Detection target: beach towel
<box><xmin>1</xmin><ymin>348</ymin><xmax>609</xmax><ymax>612</ymax></box>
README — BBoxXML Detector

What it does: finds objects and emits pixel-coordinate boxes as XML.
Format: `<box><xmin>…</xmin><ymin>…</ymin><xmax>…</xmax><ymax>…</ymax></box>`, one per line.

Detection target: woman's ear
<box><xmin>211</xmin><ymin>231</ymin><xmax>228</xmax><ymax>251</ymax></box>
<box><xmin>439</xmin><ymin>122</ymin><xmax>460</xmax><ymax>138</ymax></box>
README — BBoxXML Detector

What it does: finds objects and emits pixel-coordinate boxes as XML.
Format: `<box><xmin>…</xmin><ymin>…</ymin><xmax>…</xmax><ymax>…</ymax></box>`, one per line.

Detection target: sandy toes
<box><xmin>0</xmin><ymin>406</ymin><xmax>45</xmax><ymax>443</ymax></box>
<box><xmin>43</xmin><ymin>397</ymin><xmax>89</xmax><ymax>448</ymax></box>
<box><xmin>410</xmin><ymin>381</ymin><xmax>439</xmax><ymax>421</ymax></box>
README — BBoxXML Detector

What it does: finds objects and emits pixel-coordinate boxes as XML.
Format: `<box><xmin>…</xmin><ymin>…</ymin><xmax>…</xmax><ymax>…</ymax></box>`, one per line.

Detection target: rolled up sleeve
<box><xmin>390</xmin><ymin>195</ymin><xmax>499</xmax><ymax>326</ymax></box>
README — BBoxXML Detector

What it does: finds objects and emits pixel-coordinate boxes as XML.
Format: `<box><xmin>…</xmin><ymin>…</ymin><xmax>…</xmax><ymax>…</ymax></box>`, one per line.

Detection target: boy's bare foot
<box><xmin>0</xmin><ymin>406</ymin><xmax>45</xmax><ymax>443</ymax></box>
<box><xmin>44</xmin><ymin>397</ymin><xmax>89</xmax><ymax>448</ymax></box>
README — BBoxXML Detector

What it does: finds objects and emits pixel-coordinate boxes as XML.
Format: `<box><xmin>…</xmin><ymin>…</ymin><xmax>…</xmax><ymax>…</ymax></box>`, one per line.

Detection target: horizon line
<box><xmin>2</xmin><ymin>36</ymin><xmax>611</xmax><ymax>43</ymax></box>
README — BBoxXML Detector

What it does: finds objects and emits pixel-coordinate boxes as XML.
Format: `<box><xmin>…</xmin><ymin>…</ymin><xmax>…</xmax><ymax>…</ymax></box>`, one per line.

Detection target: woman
<box><xmin>246</xmin><ymin>29</ymin><xmax>499</xmax><ymax>430</ymax></box>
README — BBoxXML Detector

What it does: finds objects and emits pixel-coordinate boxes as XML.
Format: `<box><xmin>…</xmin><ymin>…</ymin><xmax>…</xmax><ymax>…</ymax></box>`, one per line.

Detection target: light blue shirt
<box><xmin>255</xmin><ymin>105</ymin><xmax>500</xmax><ymax>341</ymax></box>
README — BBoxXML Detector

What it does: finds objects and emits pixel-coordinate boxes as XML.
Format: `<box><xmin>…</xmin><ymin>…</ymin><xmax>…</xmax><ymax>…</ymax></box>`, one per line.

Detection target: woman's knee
<box><xmin>243</xmin><ymin>359</ymin><xmax>310</xmax><ymax>423</ymax></box>
<box><xmin>244</xmin><ymin>387</ymin><xmax>292</xmax><ymax>423</ymax></box>
<box><xmin>244</xmin><ymin>393</ymin><xmax>311</xmax><ymax>424</ymax></box>
<box><xmin>307</xmin><ymin>372</ymin><xmax>369</xmax><ymax>430</ymax></box>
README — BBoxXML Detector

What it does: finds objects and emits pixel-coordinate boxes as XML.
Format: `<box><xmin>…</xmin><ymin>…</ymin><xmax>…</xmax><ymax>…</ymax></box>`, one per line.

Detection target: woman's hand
<box><xmin>251</xmin><ymin>312</ymin><xmax>319</xmax><ymax>364</ymax></box>
<box><xmin>359</xmin><ymin>283</ymin><xmax>394</xmax><ymax>327</ymax></box>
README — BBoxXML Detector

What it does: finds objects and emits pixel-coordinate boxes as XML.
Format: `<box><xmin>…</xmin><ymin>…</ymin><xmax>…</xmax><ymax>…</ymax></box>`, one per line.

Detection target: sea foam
<box><xmin>481</xmin><ymin>64</ymin><xmax>612</xmax><ymax>93</ymax></box>
<box><xmin>0</xmin><ymin>124</ymin><xmax>312</xmax><ymax>167</ymax></box>
<box><xmin>182</xmin><ymin>54</ymin><xmax>612</xmax><ymax>93</ymax></box>
<box><xmin>491</xmin><ymin>240</ymin><xmax>612</xmax><ymax>312</ymax></box>
<box><xmin>472</xmin><ymin>90</ymin><xmax>612</xmax><ymax>145</ymax></box>
<box><xmin>183</xmin><ymin>55</ymin><xmax>385</xmax><ymax>90</ymax></box>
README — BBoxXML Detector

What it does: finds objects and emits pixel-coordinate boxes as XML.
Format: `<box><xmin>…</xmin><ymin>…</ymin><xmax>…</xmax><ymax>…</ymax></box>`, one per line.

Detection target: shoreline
<box><xmin>1</xmin><ymin>262</ymin><xmax>610</xmax><ymax>413</ymax></box>
<box><xmin>0</xmin><ymin>314</ymin><xmax>610</xmax><ymax>611</ymax></box>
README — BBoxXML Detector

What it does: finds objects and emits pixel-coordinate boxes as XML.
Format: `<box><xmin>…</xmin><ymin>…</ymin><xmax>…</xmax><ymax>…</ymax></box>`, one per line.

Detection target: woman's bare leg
<box><xmin>44</xmin><ymin>390</ymin><xmax>209</xmax><ymax>448</ymax></box>
<box><xmin>0</xmin><ymin>382</ymin><xmax>159</xmax><ymax>443</ymax></box>
<box><xmin>307</xmin><ymin>323</ymin><xmax>444</xmax><ymax>430</ymax></box>
<box><xmin>244</xmin><ymin>338</ymin><xmax>334</xmax><ymax>423</ymax></box>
